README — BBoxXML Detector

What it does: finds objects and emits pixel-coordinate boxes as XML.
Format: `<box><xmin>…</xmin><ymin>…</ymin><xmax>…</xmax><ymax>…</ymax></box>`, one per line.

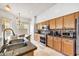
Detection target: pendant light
<box><xmin>4</xmin><ymin>4</ymin><xmax>11</xmax><ymax>12</ymax></box>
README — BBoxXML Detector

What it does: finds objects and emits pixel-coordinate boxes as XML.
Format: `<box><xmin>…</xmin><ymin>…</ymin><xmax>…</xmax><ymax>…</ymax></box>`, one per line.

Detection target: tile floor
<box><xmin>31</xmin><ymin>40</ymin><xmax>64</xmax><ymax>56</ymax></box>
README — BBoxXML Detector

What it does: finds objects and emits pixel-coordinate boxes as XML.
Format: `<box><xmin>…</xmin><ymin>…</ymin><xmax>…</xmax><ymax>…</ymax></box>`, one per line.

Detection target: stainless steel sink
<box><xmin>0</xmin><ymin>39</ymin><xmax>27</xmax><ymax>53</ymax></box>
<box><xmin>5</xmin><ymin>39</ymin><xmax>27</xmax><ymax>51</ymax></box>
<box><xmin>8</xmin><ymin>39</ymin><xmax>25</xmax><ymax>44</ymax></box>
<box><xmin>5</xmin><ymin>42</ymin><xmax>27</xmax><ymax>51</ymax></box>
<box><xmin>0</xmin><ymin>28</ymin><xmax>28</xmax><ymax>54</ymax></box>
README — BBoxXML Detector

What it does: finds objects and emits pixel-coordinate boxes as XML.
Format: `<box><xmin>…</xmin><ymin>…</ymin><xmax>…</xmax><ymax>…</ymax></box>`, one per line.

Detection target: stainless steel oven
<box><xmin>40</xmin><ymin>25</ymin><xmax>50</xmax><ymax>46</ymax></box>
<box><xmin>40</xmin><ymin>34</ymin><xmax>47</xmax><ymax>46</ymax></box>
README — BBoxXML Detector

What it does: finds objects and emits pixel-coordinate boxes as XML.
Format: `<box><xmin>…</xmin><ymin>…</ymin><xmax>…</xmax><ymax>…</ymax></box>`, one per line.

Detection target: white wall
<box><xmin>30</xmin><ymin>16</ymin><xmax>37</xmax><ymax>42</ymax></box>
<box><xmin>30</xmin><ymin>17</ymin><xmax>35</xmax><ymax>41</ymax></box>
<box><xmin>36</xmin><ymin>3</ymin><xmax>79</xmax><ymax>23</ymax></box>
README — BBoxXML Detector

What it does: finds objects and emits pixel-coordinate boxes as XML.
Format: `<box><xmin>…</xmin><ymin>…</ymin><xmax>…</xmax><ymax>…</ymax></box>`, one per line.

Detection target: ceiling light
<box><xmin>4</xmin><ymin>4</ymin><xmax>11</xmax><ymax>12</ymax></box>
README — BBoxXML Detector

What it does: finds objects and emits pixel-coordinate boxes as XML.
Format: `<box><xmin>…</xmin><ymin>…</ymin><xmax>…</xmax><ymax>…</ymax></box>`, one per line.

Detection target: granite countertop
<box><xmin>0</xmin><ymin>41</ymin><xmax>37</xmax><ymax>56</ymax></box>
<box><xmin>47</xmin><ymin>35</ymin><xmax>76</xmax><ymax>39</ymax></box>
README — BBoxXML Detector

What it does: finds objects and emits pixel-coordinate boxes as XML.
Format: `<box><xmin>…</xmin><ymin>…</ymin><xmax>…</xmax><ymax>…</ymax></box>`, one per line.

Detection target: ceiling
<box><xmin>0</xmin><ymin>3</ymin><xmax>56</xmax><ymax>19</ymax></box>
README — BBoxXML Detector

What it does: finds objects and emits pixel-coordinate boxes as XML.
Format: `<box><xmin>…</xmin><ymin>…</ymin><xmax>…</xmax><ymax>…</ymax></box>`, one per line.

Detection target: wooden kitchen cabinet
<box><xmin>53</xmin><ymin>37</ymin><xmax>62</xmax><ymax>52</ymax></box>
<box><xmin>57</xmin><ymin>37</ymin><xmax>62</xmax><ymax>52</ymax></box>
<box><xmin>41</xmin><ymin>22</ymin><xmax>44</xmax><ymax>28</ymax></box>
<box><xmin>37</xmin><ymin>24</ymin><xmax>39</xmax><ymax>30</ymax></box>
<box><xmin>53</xmin><ymin>37</ymin><xmax>58</xmax><ymax>50</ymax></box>
<box><xmin>47</xmin><ymin>35</ymin><xmax>53</xmax><ymax>48</ymax></box>
<box><xmin>42</xmin><ymin>21</ymin><xmax>49</xmax><ymax>26</ymax></box>
<box><xmin>62</xmin><ymin>38</ymin><xmax>75</xmax><ymax>56</ymax></box>
<box><xmin>34</xmin><ymin>33</ymin><xmax>40</xmax><ymax>42</ymax></box>
<box><xmin>34</xmin><ymin>24</ymin><xmax>38</xmax><ymax>30</ymax></box>
<box><xmin>39</xmin><ymin>23</ymin><xmax>42</xmax><ymax>30</ymax></box>
<box><xmin>56</xmin><ymin>17</ymin><xmax>63</xmax><ymax>29</ymax></box>
<box><xmin>64</xmin><ymin>14</ymin><xmax>75</xmax><ymax>29</ymax></box>
<box><xmin>75</xmin><ymin>12</ymin><xmax>79</xmax><ymax>19</ymax></box>
<box><xmin>37</xmin><ymin>23</ymin><xmax>41</xmax><ymax>30</ymax></box>
<box><xmin>34</xmin><ymin>33</ymin><xmax>38</xmax><ymax>41</ymax></box>
<box><xmin>49</xmin><ymin>19</ymin><xmax>56</xmax><ymax>29</ymax></box>
<box><xmin>43</xmin><ymin>21</ymin><xmax>46</xmax><ymax>25</ymax></box>
<box><xmin>45</xmin><ymin>20</ymin><xmax>49</xmax><ymax>26</ymax></box>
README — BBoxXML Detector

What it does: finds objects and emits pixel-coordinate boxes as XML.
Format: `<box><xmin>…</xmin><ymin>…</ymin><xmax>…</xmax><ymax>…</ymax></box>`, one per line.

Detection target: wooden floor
<box><xmin>31</xmin><ymin>40</ymin><xmax>64</xmax><ymax>56</ymax></box>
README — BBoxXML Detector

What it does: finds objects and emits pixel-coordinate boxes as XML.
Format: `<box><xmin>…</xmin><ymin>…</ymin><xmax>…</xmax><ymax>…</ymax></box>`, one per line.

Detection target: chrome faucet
<box><xmin>1</xmin><ymin>28</ymin><xmax>15</xmax><ymax>53</ymax></box>
<box><xmin>3</xmin><ymin>28</ymin><xmax>15</xmax><ymax>45</ymax></box>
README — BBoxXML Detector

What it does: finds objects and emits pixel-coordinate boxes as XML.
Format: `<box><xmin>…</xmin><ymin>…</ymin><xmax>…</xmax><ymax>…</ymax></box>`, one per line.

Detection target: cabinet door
<box><xmin>53</xmin><ymin>37</ymin><xmax>62</xmax><ymax>52</ymax></box>
<box><xmin>37</xmin><ymin>23</ymin><xmax>41</xmax><ymax>30</ymax></box>
<box><xmin>39</xmin><ymin>23</ymin><xmax>42</xmax><ymax>30</ymax></box>
<box><xmin>34</xmin><ymin>24</ymin><xmax>37</xmax><ymax>30</ymax></box>
<box><xmin>47</xmin><ymin>35</ymin><xmax>53</xmax><ymax>48</ymax></box>
<box><xmin>53</xmin><ymin>37</ymin><xmax>58</xmax><ymax>50</ymax></box>
<box><xmin>62</xmin><ymin>38</ymin><xmax>75</xmax><ymax>56</ymax></box>
<box><xmin>44</xmin><ymin>21</ymin><xmax>47</xmax><ymax>25</ymax></box>
<box><xmin>34</xmin><ymin>34</ymin><xmax>40</xmax><ymax>42</ymax></box>
<box><xmin>46</xmin><ymin>21</ymin><xmax>49</xmax><ymax>26</ymax></box>
<box><xmin>38</xmin><ymin>34</ymin><xmax>40</xmax><ymax>42</ymax></box>
<box><xmin>34</xmin><ymin>34</ymin><xmax>38</xmax><ymax>41</ymax></box>
<box><xmin>37</xmin><ymin>23</ymin><xmax>40</xmax><ymax>30</ymax></box>
<box><xmin>57</xmin><ymin>37</ymin><xmax>62</xmax><ymax>52</ymax></box>
<box><xmin>40</xmin><ymin>22</ymin><xmax>44</xmax><ymax>29</ymax></box>
<box><xmin>64</xmin><ymin>14</ymin><xmax>75</xmax><ymax>29</ymax></box>
<box><xmin>56</xmin><ymin>17</ymin><xmax>63</xmax><ymax>29</ymax></box>
<box><xmin>75</xmin><ymin>12</ymin><xmax>79</xmax><ymax>19</ymax></box>
<box><xmin>49</xmin><ymin>19</ymin><xmax>56</xmax><ymax>29</ymax></box>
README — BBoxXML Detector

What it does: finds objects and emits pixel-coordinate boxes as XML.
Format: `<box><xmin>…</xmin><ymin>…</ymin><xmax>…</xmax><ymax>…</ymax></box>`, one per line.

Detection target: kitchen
<box><xmin>0</xmin><ymin>3</ymin><xmax>79</xmax><ymax>56</ymax></box>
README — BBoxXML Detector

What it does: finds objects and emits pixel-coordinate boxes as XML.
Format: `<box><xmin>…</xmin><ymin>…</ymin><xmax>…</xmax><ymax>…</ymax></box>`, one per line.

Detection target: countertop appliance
<box><xmin>62</xmin><ymin>30</ymin><xmax>76</xmax><ymax>38</ymax></box>
<box><xmin>48</xmin><ymin>30</ymin><xmax>54</xmax><ymax>36</ymax></box>
<box><xmin>54</xmin><ymin>30</ymin><xmax>61</xmax><ymax>37</ymax></box>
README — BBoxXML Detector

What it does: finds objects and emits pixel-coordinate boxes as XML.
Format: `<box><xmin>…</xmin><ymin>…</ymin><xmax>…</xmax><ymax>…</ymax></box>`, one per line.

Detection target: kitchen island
<box><xmin>0</xmin><ymin>41</ymin><xmax>37</xmax><ymax>56</ymax></box>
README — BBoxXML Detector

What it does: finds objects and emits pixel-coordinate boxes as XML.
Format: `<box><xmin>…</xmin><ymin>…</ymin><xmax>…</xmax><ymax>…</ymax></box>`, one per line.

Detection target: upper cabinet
<box><xmin>37</xmin><ymin>23</ymin><xmax>40</xmax><ymax>30</ymax></box>
<box><xmin>49</xmin><ymin>19</ymin><xmax>56</xmax><ymax>29</ymax></box>
<box><xmin>39</xmin><ymin>23</ymin><xmax>42</xmax><ymax>30</ymax></box>
<box><xmin>64</xmin><ymin>14</ymin><xmax>75</xmax><ymax>29</ymax></box>
<box><xmin>34</xmin><ymin>24</ymin><xmax>38</xmax><ymax>30</ymax></box>
<box><xmin>37</xmin><ymin>23</ymin><xmax>39</xmax><ymax>30</ymax></box>
<box><xmin>75</xmin><ymin>12</ymin><xmax>79</xmax><ymax>19</ymax></box>
<box><xmin>56</xmin><ymin>17</ymin><xmax>63</xmax><ymax>29</ymax></box>
<box><xmin>35</xmin><ymin>11</ymin><xmax>79</xmax><ymax>30</ymax></box>
<box><xmin>42</xmin><ymin>21</ymin><xmax>49</xmax><ymax>26</ymax></box>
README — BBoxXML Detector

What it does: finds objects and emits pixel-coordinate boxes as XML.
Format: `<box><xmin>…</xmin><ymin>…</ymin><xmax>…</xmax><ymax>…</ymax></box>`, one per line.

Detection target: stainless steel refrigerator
<box><xmin>76</xmin><ymin>17</ymin><xmax>79</xmax><ymax>56</ymax></box>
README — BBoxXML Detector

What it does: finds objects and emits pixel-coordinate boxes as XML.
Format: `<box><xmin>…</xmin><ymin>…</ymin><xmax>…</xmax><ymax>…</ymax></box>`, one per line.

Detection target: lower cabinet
<box><xmin>53</xmin><ymin>37</ymin><xmax>62</xmax><ymax>52</ymax></box>
<box><xmin>62</xmin><ymin>38</ymin><xmax>75</xmax><ymax>56</ymax></box>
<box><xmin>34</xmin><ymin>33</ymin><xmax>40</xmax><ymax>42</ymax></box>
<box><xmin>53</xmin><ymin>37</ymin><xmax>58</xmax><ymax>50</ymax></box>
<box><xmin>47</xmin><ymin>36</ymin><xmax>75</xmax><ymax>56</ymax></box>
<box><xmin>47</xmin><ymin>35</ymin><xmax>53</xmax><ymax>48</ymax></box>
<box><xmin>47</xmin><ymin>36</ymin><xmax>62</xmax><ymax>52</ymax></box>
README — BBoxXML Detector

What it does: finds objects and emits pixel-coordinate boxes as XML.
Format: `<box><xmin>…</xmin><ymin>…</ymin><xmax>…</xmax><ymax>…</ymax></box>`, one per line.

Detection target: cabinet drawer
<box><xmin>64</xmin><ymin>39</ymin><xmax>74</xmax><ymax>44</ymax></box>
<box><xmin>47</xmin><ymin>36</ymin><xmax>53</xmax><ymax>48</ymax></box>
